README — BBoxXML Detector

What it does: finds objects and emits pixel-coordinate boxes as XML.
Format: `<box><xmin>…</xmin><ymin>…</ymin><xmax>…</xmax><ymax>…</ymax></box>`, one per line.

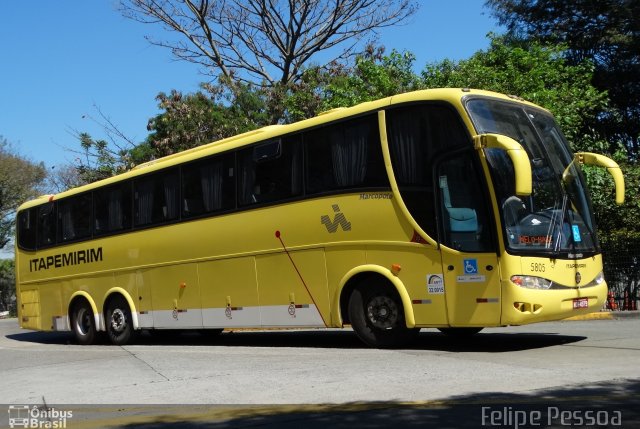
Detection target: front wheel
<box><xmin>348</xmin><ymin>284</ymin><xmax>419</xmax><ymax>348</ymax></box>
<box><xmin>105</xmin><ymin>295</ymin><xmax>136</xmax><ymax>345</ymax></box>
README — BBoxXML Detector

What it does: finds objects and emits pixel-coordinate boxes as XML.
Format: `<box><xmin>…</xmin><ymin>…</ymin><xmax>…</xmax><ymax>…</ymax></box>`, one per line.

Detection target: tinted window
<box><xmin>58</xmin><ymin>193</ymin><xmax>92</xmax><ymax>242</ymax></box>
<box><xmin>385</xmin><ymin>104</ymin><xmax>470</xmax><ymax>239</ymax></box>
<box><xmin>305</xmin><ymin>115</ymin><xmax>387</xmax><ymax>194</ymax></box>
<box><xmin>94</xmin><ymin>182</ymin><xmax>132</xmax><ymax>235</ymax></box>
<box><xmin>17</xmin><ymin>208</ymin><xmax>37</xmax><ymax>250</ymax></box>
<box><xmin>182</xmin><ymin>153</ymin><xmax>235</xmax><ymax>217</ymax></box>
<box><xmin>436</xmin><ymin>151</ymin><xmax>494</xmax><ymax>252</ymax></box>
<box><xmin>134</xmin><ymin>169</ymin><xmax>180</xmax><ymax>226</ymax></box>
<box><xmin>238</xmin><ymin>137</ymin><xmax>302</xmax><ymax>206</ymax></box>
<box><xmin>37</xmin><ymin>203</ymin><xmax>56</xmax><ymax>248</ymax></box>
<box><xmin>386</xmin><ymin>104</ymin><xmax>469</xmax><ymax>187</ymax></box>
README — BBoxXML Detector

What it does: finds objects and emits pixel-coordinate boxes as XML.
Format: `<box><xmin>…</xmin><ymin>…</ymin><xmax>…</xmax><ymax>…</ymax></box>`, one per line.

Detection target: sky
<box><xmin>1</xmin><ymin>1</ymin><xmax>503</xmax><ymax>171</ymax></box>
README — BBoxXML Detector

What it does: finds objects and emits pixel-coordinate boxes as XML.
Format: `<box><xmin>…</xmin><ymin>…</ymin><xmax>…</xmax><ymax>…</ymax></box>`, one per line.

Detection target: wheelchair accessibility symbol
<box><xmin>463</xmin><ymin>259</ymin><xmax>478</xmax><ymax>274</ymax></box>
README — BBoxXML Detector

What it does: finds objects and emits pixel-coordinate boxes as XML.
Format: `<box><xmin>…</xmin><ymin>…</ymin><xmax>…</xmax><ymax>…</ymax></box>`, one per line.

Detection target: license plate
<box><xmin>573</xmin><ymin>298</ymin><xmax>589</xmax><ymax>309</ymax></box>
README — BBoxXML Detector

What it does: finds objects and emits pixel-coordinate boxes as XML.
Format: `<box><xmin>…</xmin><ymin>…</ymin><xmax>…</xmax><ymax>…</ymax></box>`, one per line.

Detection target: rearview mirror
<box><xmin>574</xmin><ymin>152</ymin><xmax>625</xmax><ymax>205</ymax></box>
<box><xmin>473</xmin><ymin>134</ymin><xmax>532</xmax><ymax>196</ymax></box>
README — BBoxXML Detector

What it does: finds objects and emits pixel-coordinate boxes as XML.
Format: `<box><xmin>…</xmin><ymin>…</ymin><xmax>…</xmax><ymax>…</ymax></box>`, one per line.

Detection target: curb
<box><xmin>564</xmin><ymin>310</ymin><xmax>640</xmax><ymax>321</ymax></box>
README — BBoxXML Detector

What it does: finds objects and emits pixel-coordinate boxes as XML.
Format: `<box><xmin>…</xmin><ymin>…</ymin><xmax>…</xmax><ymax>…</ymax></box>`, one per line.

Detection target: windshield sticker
<box><xmin>572</xmin><ymin>225</ymin><xmax>582</xmax><ymax>242</ymax></box>
<box><xmin>427</xmin><ymin>274</ymin><xmax>444</xmax><ymax>294</ymax></box>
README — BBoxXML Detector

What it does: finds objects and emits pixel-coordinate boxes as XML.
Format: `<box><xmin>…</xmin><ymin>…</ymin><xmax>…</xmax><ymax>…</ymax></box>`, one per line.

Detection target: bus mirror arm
<box><xmin>473</xmin><ymin>134</ymin><xmax>533</xmax><ymax>197</ymax></box>
<box><xmin>574</xmin><ymin>152</ymin><xmax>625</xmax><ymax>205</ymax></box>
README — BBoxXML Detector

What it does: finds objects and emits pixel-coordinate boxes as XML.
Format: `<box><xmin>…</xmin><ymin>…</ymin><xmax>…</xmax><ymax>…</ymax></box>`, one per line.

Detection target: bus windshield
<box><xmin>466</xmin><ymin>98</ymin><xmax>598</xmax><ymax>258</ymax></box>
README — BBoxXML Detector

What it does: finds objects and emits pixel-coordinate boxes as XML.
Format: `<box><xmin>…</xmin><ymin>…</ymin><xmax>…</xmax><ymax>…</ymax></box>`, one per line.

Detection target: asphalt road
<box><xmin>1</xmin><ymin>317</ymin><xmax>639</xmax><ymax>428</ymax></box>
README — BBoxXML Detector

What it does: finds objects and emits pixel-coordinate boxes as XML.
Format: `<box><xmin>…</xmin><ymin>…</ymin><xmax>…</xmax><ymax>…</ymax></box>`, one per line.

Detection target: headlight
<box><xmin>511</xmin><ymin>271</ymin><xmax>605</xmax><ymax>290</ymax></box>
<box><xmin>582</xmin><ymin>271</ymin><xmax>605</xmax><ymax>288</ymax></box>
<box><xmin>511</xmin><ymin>275</ymin><xmax>554</xmax><ymax>290</ymax></box>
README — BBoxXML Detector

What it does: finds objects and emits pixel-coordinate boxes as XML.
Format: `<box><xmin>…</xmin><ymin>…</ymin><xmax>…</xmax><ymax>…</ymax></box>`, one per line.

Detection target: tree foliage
<box><xmin>0</xmin><ymin>259</ymin><xmax>15</xmax><ymax>315</ymax></box>
<box><xmin>0</xmin><ymin>137</ymin><xmax>47</xmax><ymax>249</ymax></box>
<box><xmin>146</xmin><ymin>81</ymin><xmax>271</xmax><ymax>157</ymax></box>
<box><xmin>486</xmin><ymin>0</ymin><xmax>640</xmax><ymax>158</ymax></box>
<box><xmin>422</xmin><ymin>35</ymin><xmax>608</xmax><ymax>148</ymax></box>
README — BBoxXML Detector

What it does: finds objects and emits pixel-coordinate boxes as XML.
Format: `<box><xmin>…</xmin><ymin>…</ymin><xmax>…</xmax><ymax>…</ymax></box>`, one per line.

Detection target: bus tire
<box><xmin>438</xmin><ymin>327</ymin><xmax>483</xmax><ymax>337</ymax></box>
<box><xmin>71</xmin><ymin>300</ymin><xmax>97</xmax><ymax>345</ymax></box>
<box><xmin>105</xmin><ymin>295</ymin><xmax>136</xmax><ymax>346</ymax></box>
<box><xmin>348</xmin><ymin>283</ymin><xmax>419</xmax><ymax>348</ymax></box>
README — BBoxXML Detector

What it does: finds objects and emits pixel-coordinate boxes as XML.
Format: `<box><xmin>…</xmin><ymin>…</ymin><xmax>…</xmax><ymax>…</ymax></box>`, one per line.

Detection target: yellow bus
<box><xmin>15</xmin><ymin>89</ymin><xmax>624</xmax><ymax>348</ymax></box>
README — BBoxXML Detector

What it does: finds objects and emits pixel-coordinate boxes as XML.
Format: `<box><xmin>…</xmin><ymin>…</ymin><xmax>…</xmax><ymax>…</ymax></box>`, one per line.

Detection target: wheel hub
<box><xmin>76</xmin><ymin>308</ymin><xmax>92</xmax><ymax>335</ymax></box>
<box><xmin>110</xmin><ymin>309</ymin><xmax>127</xmax><ymax>333</ymax></box>
<box><xmin>366</xmin><ymin>296</ymin><xmax>399</xmax><ymax>329</ymax></box>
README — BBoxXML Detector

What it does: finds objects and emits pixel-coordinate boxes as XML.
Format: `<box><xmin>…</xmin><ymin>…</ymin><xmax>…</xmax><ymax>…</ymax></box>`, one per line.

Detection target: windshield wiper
<box><xmin>553</xmin><ymin>192</ymin><xmax>568</xmax><ymax>254</ymax></box>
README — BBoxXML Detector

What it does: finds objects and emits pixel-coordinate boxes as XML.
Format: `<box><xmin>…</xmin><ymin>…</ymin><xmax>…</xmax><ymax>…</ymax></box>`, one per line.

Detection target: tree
<box><xmin>65</xmin><ymin>106</ymin><xmax>148</xmax><ymax>185</ymax></box>
<box><xmin>143</xmin><ymin>46</ymin><xmax>423</xmax><ymax>156</ymax></box>
<box><xmin>284</xmin><ymin>45</ymin><xmax>423</xmax><ymax>121</ymax></box>
<box><xmin>486</xmin><ymin>0</ymin><xmax>640</xmax><ymax>158</ymax></box>
<box><xmin>120</xmin><ymin>0</ymin><xmax>417</xmax><ymax>87</ymax></box>
<box><xmin>119</xmin><ymin>0</ymin><xmax>417</xmax><ymax>123</ymax></box>
<box><xmin>146</xmin><ymin>80</ymin><xmax>272</xmax><ymax>157</ymax></box>
<box><xmin>0</xmin><ymin>137</ymin><xmax>47</xmax><ymax>249</ymax></box>
<box><xmin>0</xmin><ymin>259</ymin><xmax>15</xmax><ymax>315</ymax></box>
<box><xmin>422</xmin><ymin>35</ymin><xmax>608</xmax><ymax>148</ymax></box>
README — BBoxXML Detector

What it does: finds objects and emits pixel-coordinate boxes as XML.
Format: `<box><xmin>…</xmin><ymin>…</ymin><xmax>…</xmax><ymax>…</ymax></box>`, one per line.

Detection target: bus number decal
<box><xmin>530</xmin><ymin>262</ymin><xmax>546</xmax><ymax>273</ymax></box>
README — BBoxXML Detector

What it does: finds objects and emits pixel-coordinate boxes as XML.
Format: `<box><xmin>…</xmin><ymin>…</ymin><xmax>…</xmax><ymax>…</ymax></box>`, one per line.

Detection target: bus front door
<box><xmin>435</xmin><ymin>151</ymin><xmax>501</xmax><ymax>327</ymax></box>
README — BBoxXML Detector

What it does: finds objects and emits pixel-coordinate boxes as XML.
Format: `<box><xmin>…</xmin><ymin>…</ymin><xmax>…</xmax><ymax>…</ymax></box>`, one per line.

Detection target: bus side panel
<box><xmin>41</xmin><ymin>282</ymin><xmax>64</xmax><ymax>331</ymax></box>
<box><xmin>19</xmin><ymin>288</ymin><xmax>41</xmax><ymax>331</ymax></box>
<box><xmin>365</xmin><ymin>245</ymin><xmax>449</xmax><ymax>326</ymax></box>
<box><xmin>199</xmin><ymin>257</ymin><xmax>261</xmax><ymax>327</ymax></box>
<box><xmin>325</xmin><ymin>247</ymin><xmax>367</xmax><ymax>326</ymax></box>
<box><xmin>19</xmin><ymin>283</ymin><xmax>64</xmax><ymax>332</ymax></box>
<box><xmin>140</xmin><ymin>264</ymin><xmax>203</xmax><ymax>328</ymax></box>
<box><xmin>114</xmin><ymin>272</ymin><xmax>150</xmax><ymax>328</ymax></box>
<box><xmin>256</xmin><ymin>249</ymin><xmax>329</xmax><ymax>327</ymax></box>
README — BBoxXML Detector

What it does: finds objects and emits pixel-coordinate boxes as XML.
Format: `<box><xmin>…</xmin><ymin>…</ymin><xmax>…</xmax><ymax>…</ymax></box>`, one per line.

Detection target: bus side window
<box><xmin>37</xmin><ymin>203</ymin><xmax>56</xmax><ymax>248</ymax></box>
<box><xmin>238</xmin><ymin>137</ymin><xmax>302</xmax><ymax>206</ymax></box>
<box><xmin>436</xmin><ymin>153</ymin><xmax>493</xmax><ymax>252</ymax></box>
<box><xmin>305</xmin><ymin>114</ymin><xmax>387</xmax><ymax>195</ymax></box>
<box><xmin>94</xmin><ymin>182</ymin><xmax>132</xmax><ymax>235</ymax></box>
<box><xmin>134</xmin><ymin>168</ymin><xmax>180</xmax><ymax>226</ymax></box>
<box><xmin>182</xmin><ymin>153</ymin><xmax>235</xmax><ymax>217</ymax></box>
<box><xmin>386</xmin><ymin>104</ymin><xmax>469</xmax><ymax>239</ymax></box>
<box><xmin>17</xmin><ymin>208</ymin><xmax>37</xmax><ymax>250</ymax></box>
<box><xmin>58</xmin><ymin>193</ymin><xmax>92</xmax><ymax>242</ymax></box>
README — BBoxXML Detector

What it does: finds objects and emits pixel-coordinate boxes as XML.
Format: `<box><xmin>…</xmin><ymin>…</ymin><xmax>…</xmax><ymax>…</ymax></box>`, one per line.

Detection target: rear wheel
<box><xmin>348</xmin><ymin>283</ymin><xmax>419</xmax><ymax>348</ymax></box>
<box><xmin>105</xmin><ymin>295</ymin><xmax>136</xmax><ymax>345</ymax></box>
<box><xmin>71</xmin><ymin>300</ymin><xmax>97</xmax><ymax>345</ymax></box>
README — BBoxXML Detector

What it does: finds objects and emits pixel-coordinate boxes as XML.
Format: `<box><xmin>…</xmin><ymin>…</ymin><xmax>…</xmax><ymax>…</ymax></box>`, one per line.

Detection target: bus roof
<box><xmin>18</xmin><ymin>88</ymin><xmax>540</xmax><ymax>211</ymax></box>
